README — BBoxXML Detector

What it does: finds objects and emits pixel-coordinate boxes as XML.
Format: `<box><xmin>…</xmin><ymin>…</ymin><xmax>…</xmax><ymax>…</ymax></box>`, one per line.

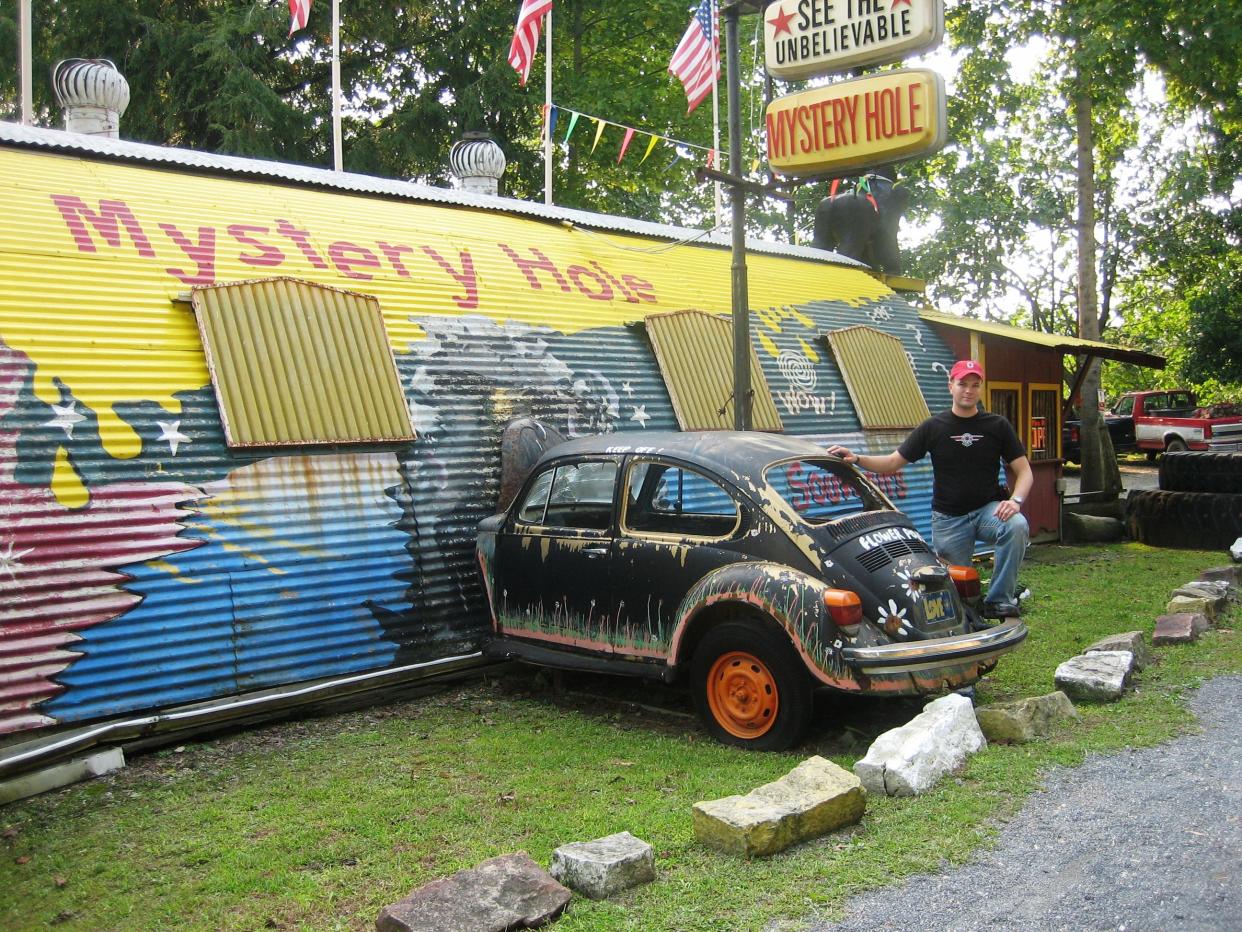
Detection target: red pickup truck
<box><xmin>1113</xmin><ymin>390</ymin><xmax>1242</xmax><ymax>458</ymax></box>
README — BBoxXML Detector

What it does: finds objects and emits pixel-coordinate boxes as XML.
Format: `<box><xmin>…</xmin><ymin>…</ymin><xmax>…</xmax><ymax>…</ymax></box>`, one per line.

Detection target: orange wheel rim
<box><xmin>705</xmin><ymin>650</ymin><xmax>779</xmax><ymax>739</ymax></box>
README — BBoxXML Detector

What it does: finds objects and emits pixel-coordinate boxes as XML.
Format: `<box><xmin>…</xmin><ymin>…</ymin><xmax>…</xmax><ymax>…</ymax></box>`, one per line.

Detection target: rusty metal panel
<box><xmin>191</xmin><ymin>278</ymin><xmax>415</xmax><ymax>448</ymax></box>
<box><xmin>0</xmin><ymin>137</ymin><xmax>960</xmax><ymax>739</ymax></box>
<box><xmin>644</xmin><ymin>310</ymin><xmax>784</xmax><ymax>432</ymax></box>
<box><xmin>825</xmin><ymin>325</ymin><xmax>931</xmax><ymax>429</ymax></box>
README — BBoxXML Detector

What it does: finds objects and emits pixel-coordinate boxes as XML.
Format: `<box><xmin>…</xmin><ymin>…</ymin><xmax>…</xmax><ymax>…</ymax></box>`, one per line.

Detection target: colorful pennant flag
<box><xmin>591</xmin><ymin>118</ymin><xmax>606</xmax><ymax>154</ymax></box>
<box><xmin>669</xmin><ymin>0</ymin><xmax>719</xmax><ymax>114</ymax></box>
<box><xmin>563</xmin><ymin>111</ymin><xmax>580</xmax><ymax>144</ymax></box>
<box><xmin>617</xmin><ymin>128</ymin><xmax>636</xmax><ymax>164</ymax></box>
<box><xmin>640</xmin><ymin>135</ymin><xmax>660</xmax><ymax>164</ymax></box>
<box><xmin>508</xmin><ymin>0</ymin><xmax>553</xmax><ymax>86</ymax></box>
<box><xmin>288</xmin><ymin>0</ymin><xmax>311</xmax><ymax>36</ymax></box>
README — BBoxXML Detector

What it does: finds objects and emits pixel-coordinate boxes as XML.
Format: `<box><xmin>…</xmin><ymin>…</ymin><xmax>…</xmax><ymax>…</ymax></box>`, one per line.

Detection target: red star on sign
<box><xmin>768</xmin><ymin>5</ymin><xmax>796</xmax><ymax>36</ymax></box>
<box><xmin>891</xmin><ymin>0</ymin><xmax>912</xmax><ymax>6</ymax></box>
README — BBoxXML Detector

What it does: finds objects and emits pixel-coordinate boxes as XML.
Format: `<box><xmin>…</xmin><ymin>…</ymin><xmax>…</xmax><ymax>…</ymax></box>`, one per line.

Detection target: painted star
<box><xmin>768</xmin><ymin>5</ymin><xmax>796</xmax><ymax>36</ymax></box>
<box><xmin>891</xmin><ymin>0</ymin><xmax>912</xmax><ymax>7</ymax></box>
<box><xmin>622</xmin><ymin>380</ymin><xmax>635</xmax><ymax>397</ymax></box>
<box><xmin>630</xmin><ymin>405</ymin><xmax>651</xmax><ymax>428</ymax></box>
<box><xmin>44</xmin><ymin>401</ymin><xmax>86</xmax><ymax>438</ymax></box>
<box><xmin>156</xmin><ymin>420</ymin><xmax>191</xmax><ymax>456</ymax></box>
<box><xmin>0</xmin><ymin>540</ymin><xmax>34</xmax><ymax>580</ymax></box>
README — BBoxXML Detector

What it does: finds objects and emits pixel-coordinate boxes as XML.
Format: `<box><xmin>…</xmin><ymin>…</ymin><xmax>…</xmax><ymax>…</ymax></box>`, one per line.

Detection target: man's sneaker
<box><xmin>982</xmin><ymin>599</ymin><xmax>1021</xmax><ymax>619</ymax></box>
<box><xmin>1016</xmin><ymin>583</ymin><xmax>1032</xmax><ymax>602</ymax></box>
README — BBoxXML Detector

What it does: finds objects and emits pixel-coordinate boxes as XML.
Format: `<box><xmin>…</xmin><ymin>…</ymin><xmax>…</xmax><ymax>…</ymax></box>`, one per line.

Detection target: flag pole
<box><xmin>332</xmin><ymin>0</ymin><xmax>343</xmax><ymax>172</ymax></box>
<box><xmin>543</xmin><ymin>10</ymin><xmax>553</xmax><ymax>206</ymax></box>
<box><xmin>19</xmin><ymin>0</ymin><xmax>33</xmax><ymax>125</ymax></box>
<box><xmin>711</xmin><ymin>0</ymin><xmax>722</xmax><ymax>228</ymax></box>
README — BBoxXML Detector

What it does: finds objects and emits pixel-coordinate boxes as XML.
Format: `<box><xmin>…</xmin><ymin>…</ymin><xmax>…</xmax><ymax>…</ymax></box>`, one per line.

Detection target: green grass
<box><xmin>2</xmin><ymin>544</ymin><xmax>1239</xmax><ymax>931</ymax></box>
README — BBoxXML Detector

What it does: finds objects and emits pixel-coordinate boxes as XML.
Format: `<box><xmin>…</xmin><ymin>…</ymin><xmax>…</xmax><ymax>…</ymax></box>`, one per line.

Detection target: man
<box><xmin>828</xmin><ymin>359</ymin><xmax>1032</xmax><ymax>617</ymax></box>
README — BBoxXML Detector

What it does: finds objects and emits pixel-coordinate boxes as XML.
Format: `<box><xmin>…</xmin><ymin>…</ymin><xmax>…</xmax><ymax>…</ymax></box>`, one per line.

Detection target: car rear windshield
<box><xmin>764</xmin><ymin>458</ymin><xmax>886</xmax><ymax>525</ymax></box>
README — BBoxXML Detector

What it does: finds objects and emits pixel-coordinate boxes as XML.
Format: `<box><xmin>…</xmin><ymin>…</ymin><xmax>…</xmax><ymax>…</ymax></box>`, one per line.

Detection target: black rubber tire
<box><xmin>1126</xmin><ymin>489</ymin><xmax>1242</xmax><ymax>549</ymax></box>
<box><xmin>1160</xmin><ymin>451</ymin><xmax>1242</xmax><ymax>494</ymax></box>
<box><xmin>691</xmin><ymin>619</ymin><xmax>813</xmax><ymax>751</ymax></box>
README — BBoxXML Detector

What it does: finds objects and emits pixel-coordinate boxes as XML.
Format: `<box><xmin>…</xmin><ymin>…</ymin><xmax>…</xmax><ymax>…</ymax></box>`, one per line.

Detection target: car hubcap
<box><xmin>706</xmin><ymin>651</ymin><xmax>779</xmax><ymax>739</ymax></box>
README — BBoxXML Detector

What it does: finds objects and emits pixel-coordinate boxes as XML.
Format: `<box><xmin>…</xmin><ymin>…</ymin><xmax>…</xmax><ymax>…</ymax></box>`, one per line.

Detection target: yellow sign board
<box><xmin>764</xmin><ymin>0</ymin><xmax>945</xmax><ymax>80</ymax></box>
<box><xmin>765</xmin><ymin>69</ymin><xmax>946</xmax><ymax>177</ymax></box>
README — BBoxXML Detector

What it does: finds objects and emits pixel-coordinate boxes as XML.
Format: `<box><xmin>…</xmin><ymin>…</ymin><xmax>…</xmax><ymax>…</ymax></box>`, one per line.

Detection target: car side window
<box><xmin>624</xmin><ymin>461</ymin><xmax>740</xmax><ymax>539</ymax></box>
<box><xmin>515</xmin><ymin>468</ymin><xmax>554</xmax><ymax>524</ymax></box>
<box><xmin>1114</xmin><ymin>396</ymin><xmax>1134</xmax><ymax>416</ymax></box>
<box><xmin>542</xmin><ymin>461</ymin><xmax>618</xmax><ymax>530</ymax></box>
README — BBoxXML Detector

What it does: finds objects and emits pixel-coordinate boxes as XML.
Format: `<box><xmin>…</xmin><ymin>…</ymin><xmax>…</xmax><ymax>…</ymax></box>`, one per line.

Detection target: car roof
<box><xmin>534</xmin><ymin>430</ymin><xmax>833</xmax><ymax>478</ymax></box>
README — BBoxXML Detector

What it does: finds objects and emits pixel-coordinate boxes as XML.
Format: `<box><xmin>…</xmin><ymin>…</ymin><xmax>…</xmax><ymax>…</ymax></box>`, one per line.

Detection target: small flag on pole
<box><xmin>669</xmin><ymin>0</ymin><xmax>719</xmax><ymax>114</ymax></box>
<box><xmin>288</xmin><ymin>0</ymin><xmax>311</xmax><ymax>36</ymax></box>
<box><xmin>508</xmin><ymin>0</ymin><xmax>554</xmax><ymax>86</ymax></box>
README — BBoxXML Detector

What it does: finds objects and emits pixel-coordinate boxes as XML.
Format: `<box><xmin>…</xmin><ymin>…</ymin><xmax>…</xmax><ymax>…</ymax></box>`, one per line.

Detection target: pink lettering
<box><xmin>420</xmin><ymin>246</ymin><xmax>479</xmax><ymax>309</ymax></box>
<box><xmin>228</xmin><ymin>224</ymin><xmax>285</xmax><ymax>267</ymax></box>
<box><xmin>159</xmin><ymin>222</ymin><xmax>216</xmax><ymax>285</ymax></box>
<box><xmin>50</xmin><ymin>195</ymin><xmax>156</xmax><ymax>257</ymax></box>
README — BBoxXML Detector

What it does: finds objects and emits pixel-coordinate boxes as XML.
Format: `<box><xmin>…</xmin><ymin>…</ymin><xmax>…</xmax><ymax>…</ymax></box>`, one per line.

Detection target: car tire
<box><xmin>1160</xmin><ymin>451</ymin><xmax>1242</xmax><ymax>495</ymax></box>
<box><xmin>1126</xmin><ymin>489</ymin><xmax>1242</xmax><ymax>549</ymax></box>
<box><xmin>1164</xmin><ymin>437</ymin><xmax>1188</xmax><ymax>455</ymax></box>
<box><xmin>691</xmin><ymin>619</ymin><xmax>813</xmax><ymax>751</ymax></box>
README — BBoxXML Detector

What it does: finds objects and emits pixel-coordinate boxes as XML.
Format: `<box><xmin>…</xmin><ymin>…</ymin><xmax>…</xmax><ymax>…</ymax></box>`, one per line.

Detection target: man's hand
<box><xmin>994</xmin><ymin>498</ymin><xmax>1023</xmax><ymax>521</ymax></box>
<box><xmin>827</xmin><ymin>444</ymin><xmax>856</xmax><ymax>463</ymax></box>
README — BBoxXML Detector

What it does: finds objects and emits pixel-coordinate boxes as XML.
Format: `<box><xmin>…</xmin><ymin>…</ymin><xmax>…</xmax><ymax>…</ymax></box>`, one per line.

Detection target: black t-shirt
<box><xmin>897</xmin><ymin>409</ymin><xmax>1026</xmax><ymax>516</ymax></box>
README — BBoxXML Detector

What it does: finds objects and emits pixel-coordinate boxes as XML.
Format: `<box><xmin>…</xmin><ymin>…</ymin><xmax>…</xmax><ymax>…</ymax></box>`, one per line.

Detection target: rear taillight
<box><xmin>1069</xmin><ymin>425</ymin><xmax>1079</xmax><ymax>442</ymax></box>
<box><xmin>824</xmin><ymin>589</ymin><xmax>862</xmax><ymax>634</ymax></box>
<box><xmin>949</xmin><ymin>565</ymin><xmax>981</xmax><ymax>600</ymax></box>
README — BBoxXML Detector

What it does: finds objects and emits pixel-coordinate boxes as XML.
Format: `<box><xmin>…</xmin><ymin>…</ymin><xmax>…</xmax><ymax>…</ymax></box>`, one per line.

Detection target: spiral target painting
<box><xmin>778</xmin><ymin>351</ymin><xmax>817</xmax><ymax>392</ymax></box>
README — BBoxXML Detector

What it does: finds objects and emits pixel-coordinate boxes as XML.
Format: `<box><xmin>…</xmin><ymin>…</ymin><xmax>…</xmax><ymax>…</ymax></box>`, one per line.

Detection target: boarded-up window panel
<box><xmin>644</xmin><ymin>310</ymin><xmax>784</xmax><ymax>432</ymax></box>
<box><xmin>192</xmin><ymin>277</ymin><xmax>415</xmax><ymax>448</ymax></box>
<box><xmin>824</xmin><ymin>325</ymin><xmax>930</xmax><ymax>429</ymax></box>
<box><xmin>1028</xmin><ymin>388</ymin><xmax>1059</xmax><ymax>461</ymax></box>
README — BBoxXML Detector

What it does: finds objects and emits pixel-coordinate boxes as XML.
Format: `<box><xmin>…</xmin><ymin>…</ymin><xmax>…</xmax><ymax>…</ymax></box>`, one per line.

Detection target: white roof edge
<box><xmin>0</xmin><ymin>121</ymin><xmax>866</xmax><ymax>269</ymax></box>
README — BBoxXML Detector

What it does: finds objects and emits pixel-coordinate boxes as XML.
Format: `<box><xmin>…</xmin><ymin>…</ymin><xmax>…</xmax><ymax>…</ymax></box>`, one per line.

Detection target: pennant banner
<box><xmin>590</xmin><ymin>118</ymin><xmax>606</xmax><ymax>154</ymax></box>
<box><xmin>563</xmin><ymin>111</ymin><xmax>580</xmax><ymax>144</ymax></box>
<box><xmin>617</xmin><ymin>128</ymin><xmax>635</xmax><ymax>164</ymax></box>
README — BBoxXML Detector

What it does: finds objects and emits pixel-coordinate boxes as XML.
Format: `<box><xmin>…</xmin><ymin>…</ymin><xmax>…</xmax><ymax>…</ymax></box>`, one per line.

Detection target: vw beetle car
<box><xmin>476</xmin><ymin>431</ymin><xmax>1027</xmax><ymax>750</ymax></box>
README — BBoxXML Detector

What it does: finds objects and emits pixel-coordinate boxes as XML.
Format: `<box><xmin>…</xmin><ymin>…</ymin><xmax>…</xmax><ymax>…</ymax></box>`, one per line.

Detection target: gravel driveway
<box><xmin>811</xmin><ymin>675</ymin><xmax>1242</xmax><ymax>932</ymax></box>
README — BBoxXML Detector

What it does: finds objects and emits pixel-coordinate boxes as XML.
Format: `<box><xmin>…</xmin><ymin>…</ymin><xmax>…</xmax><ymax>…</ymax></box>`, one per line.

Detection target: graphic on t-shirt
<box><xmin>951</xmin><ymin>432</ymin><xmax>986</xmax><ymax>447</ymax></box>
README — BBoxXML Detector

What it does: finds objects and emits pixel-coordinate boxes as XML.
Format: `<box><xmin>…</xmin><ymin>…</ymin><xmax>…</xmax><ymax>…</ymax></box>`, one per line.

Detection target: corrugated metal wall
<box><xmin>0</xmin><ymin>143</ymin><xmax>957</xmax><ymax>737</ymax></box>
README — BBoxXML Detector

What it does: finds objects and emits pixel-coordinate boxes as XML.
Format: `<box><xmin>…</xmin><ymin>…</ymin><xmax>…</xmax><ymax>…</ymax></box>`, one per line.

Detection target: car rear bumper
<box><xmin>840</xmin><ymin>619</ymin><xmax>1028</xmax><ymax>674</ymax></box>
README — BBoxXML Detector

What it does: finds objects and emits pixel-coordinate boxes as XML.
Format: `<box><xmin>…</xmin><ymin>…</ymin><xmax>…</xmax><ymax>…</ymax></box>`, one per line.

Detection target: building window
<box><xmin>1028</xmin><ymin>385</ymin><xmax>1060</xmax><ymax>461</ymax></box>
<box><xmin>643</xmin><ymin>309</ymin><xmax>784</xmax><ymax>431</ymax></box>
<box><xmin>191</xmin><ymin>277</ymin><xmax>415</xmax><ymax>448</ymax></box>
<box><xmin>989</xmin><ymin>384</ymin><xmax>1021</xmax><ymax>433</ymax></box>
<box><xmin>823</xmin><ymin>325</ymin><xmax>929</xmax><ymax>429</ymax></box>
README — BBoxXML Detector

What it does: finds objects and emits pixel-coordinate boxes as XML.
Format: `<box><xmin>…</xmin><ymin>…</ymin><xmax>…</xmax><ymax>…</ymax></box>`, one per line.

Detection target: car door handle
<box><xmin>582</xmin><ymin>546</ymin><xmax>609</xmax><ymax>558</ymax></box>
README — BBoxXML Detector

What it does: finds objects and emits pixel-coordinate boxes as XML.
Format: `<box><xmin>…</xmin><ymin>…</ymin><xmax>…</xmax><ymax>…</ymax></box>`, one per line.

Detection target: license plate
<box><xmin>922</xmin><ymin>590</ymin><xmax>953</xmax><ymax>625</ymax></box>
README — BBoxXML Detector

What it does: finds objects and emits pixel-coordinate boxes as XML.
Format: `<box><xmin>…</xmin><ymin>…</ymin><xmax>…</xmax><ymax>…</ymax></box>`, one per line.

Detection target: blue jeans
<box><xmin>931</xmin><ymin>503</ymin><xmax>1030</xmax><ymax>605</ymax></box>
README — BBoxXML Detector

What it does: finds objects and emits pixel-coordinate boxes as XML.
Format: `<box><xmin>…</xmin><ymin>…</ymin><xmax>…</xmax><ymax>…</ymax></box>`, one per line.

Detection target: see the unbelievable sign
<box><xmin>765</xmin><ymin>69</ymin><xmax>946</xmax><ymax>176</ymax></box>
<box><xmin>765</xmin><ymin>0</ymin><xmax>945</xmax><ymax>80</ymax></box>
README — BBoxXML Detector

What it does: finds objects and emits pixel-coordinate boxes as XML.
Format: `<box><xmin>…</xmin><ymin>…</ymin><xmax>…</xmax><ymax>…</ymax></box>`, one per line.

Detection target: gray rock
<box><xmin>1084</xmin><ymin>631</ymin><xmax>1152</xmax><ymax>670</ymax></box>
<box><xmin>376</xmin><ymin>853</ymin><xmax>571</xmax><ymax>932</ymax></box>
<box><xmin>1153</xmin><ymin>612</ymin><xmax>1211</xmax><ymax>645</ymax></box>
<box><xmin>1172</xmin><ymin>583</ymin><xmax>1229</xmax><ymax>615</ymax></box>
<box><xmin>1054</xmin><ymin>651</ymin><xmax>1134</xmax><ymax>701</ymax></box>
<box><xmin>693</xmin><ymin>756</ymin><xmax>865</xmax><ymax>857</ymax></box>
<box><xmin>1231</xmin><ymin>537</ymin><xmax>1242</xmax><ymax>562</ymax></box>
<box><xmin>1062</xmin><ymin>511</ymin><xmax>1124</xmax><ymax>543</ymax></box>
<box><xmin>550</xmin><ymin>831</ymin><xmax>654</xmax><ymax>900</ymax></box>
<box><xmin>1166</xmin><ymin>594</ymin><xmax>1216</xmax><ymax>620</ymax></box>
<box><xmin>975</xmin><ymin>691</ymin><xmax>1080</xmax><ymax>744</ymax></box>
<box><xmin>854</xmin><ymin>694</ymin><xmax>985</xmax><ymax>797</ymax></box>
<box><xmin>1199</xmin><ymin>565</ymin><xmax>1240</xmax><ymax>587</ymax></box>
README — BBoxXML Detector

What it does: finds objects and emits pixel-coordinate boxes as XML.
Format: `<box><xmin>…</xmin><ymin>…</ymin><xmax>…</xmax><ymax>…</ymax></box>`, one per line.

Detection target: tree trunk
<box><xmin>1074</xmin><ymin>81</ymin><xmax>1122</xmax><ymax>496</ymax></box>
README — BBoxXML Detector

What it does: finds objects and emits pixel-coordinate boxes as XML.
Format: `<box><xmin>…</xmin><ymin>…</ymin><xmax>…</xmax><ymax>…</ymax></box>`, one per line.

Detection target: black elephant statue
<box><xmin>811</xmin><ymin>170</ymin><xmax>910</xmax><ymax>274</ymax></box>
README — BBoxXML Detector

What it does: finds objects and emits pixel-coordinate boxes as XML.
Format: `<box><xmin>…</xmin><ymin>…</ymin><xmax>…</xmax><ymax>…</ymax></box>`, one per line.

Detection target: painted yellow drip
<box><xmin>756</xmin><ymin>307</ymin><xmax>785</xmax><ymax>332</ymax></box>
<box><xmin>758</xmin><ymin>330</ymin><xmax>780</xmax><ymax>358</ymax></box>
<box><xmin>51</xmin><ymin>445</ymin><xmax>89</xmax><ymax>509</ymax></box>
<box><xmin>145</xmin><ymin>559</ymin><xmax>203</xmax><ymax>584</ymax></box>
<box><xmin>798</xmin><ymin>337</ymin><xmax>820</xmax><ymax>363</ymax></box>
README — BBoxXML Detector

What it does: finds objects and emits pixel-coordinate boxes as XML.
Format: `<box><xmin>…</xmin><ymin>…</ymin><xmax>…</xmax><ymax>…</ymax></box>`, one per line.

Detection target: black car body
<box><xmin>476</xmin><ymin>431</ymin><xmax>1027</xmax><ymax>749</ymax></box>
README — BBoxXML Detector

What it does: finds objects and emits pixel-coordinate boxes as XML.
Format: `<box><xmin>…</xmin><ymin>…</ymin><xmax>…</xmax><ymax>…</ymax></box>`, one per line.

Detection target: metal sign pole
<box><xmin>725</xmin><ymin>2</ymin><xmax>750</xmax><ymax>430</ymax></box>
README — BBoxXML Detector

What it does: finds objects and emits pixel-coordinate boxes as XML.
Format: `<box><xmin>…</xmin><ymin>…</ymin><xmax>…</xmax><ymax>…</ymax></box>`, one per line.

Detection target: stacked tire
<box><xmin>1127</xmin><ymin>452</ymin><xmax>1242</xmax><ymax>548</ymax></box>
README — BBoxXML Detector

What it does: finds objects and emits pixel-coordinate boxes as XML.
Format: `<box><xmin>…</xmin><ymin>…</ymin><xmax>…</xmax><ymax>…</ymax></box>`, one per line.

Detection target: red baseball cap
<box><xmin>949</xmin><ymin>359</ymin><xmax>985</xmax><ymax>381</ymax></box>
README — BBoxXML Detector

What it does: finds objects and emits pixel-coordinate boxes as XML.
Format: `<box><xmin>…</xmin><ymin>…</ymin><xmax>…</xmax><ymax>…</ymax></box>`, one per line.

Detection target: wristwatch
<box><xmin>1011</xmin><ymin>495</ymin><xmax>1024</xmax><ymax>504</ymax></box>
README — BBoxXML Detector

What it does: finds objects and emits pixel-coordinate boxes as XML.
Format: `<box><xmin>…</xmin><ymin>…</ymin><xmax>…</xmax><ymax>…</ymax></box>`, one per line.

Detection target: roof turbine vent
<box><xmin>449</xmin><ymin>131</ymin><xmax>506</xmax><ymax>197</ymax></box>
<box><xmin>52</xmin><ymin>59</ymin><xmax>130</xmax><ymax>138</ymax></box>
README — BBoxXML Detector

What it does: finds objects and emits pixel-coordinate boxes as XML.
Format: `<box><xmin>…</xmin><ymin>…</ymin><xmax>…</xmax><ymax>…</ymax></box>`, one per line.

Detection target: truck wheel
<box><xmin>691</xmin><ymin>620</ymin><xmax>812</xmax><ymax>751</ymax></box>
<box><xmin>1164</xmin><ymin>437</ymin><xmax>1188</xmax><ymax>454</ymax></box>
<box><xmin>1127</xmin><ymin>489</ymin><xmax>1242</xmax><ymax>548</ymax></box>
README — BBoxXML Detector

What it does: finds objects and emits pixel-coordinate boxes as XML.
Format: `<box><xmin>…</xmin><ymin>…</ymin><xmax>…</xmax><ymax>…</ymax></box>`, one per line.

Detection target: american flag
<box><xmin>668</xmin><ymin>0</ymin><xmax>719</xmax><ymax>114</ymax></box>
<box><xmin>508</xmin><ymin>0</ymin><xmax>553</xmax><ymax>86</ymax></box>
<box><xmin>288</xmin><ymin>0</ymin><xmax>311</xmax><ymax>36</ymax></box>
